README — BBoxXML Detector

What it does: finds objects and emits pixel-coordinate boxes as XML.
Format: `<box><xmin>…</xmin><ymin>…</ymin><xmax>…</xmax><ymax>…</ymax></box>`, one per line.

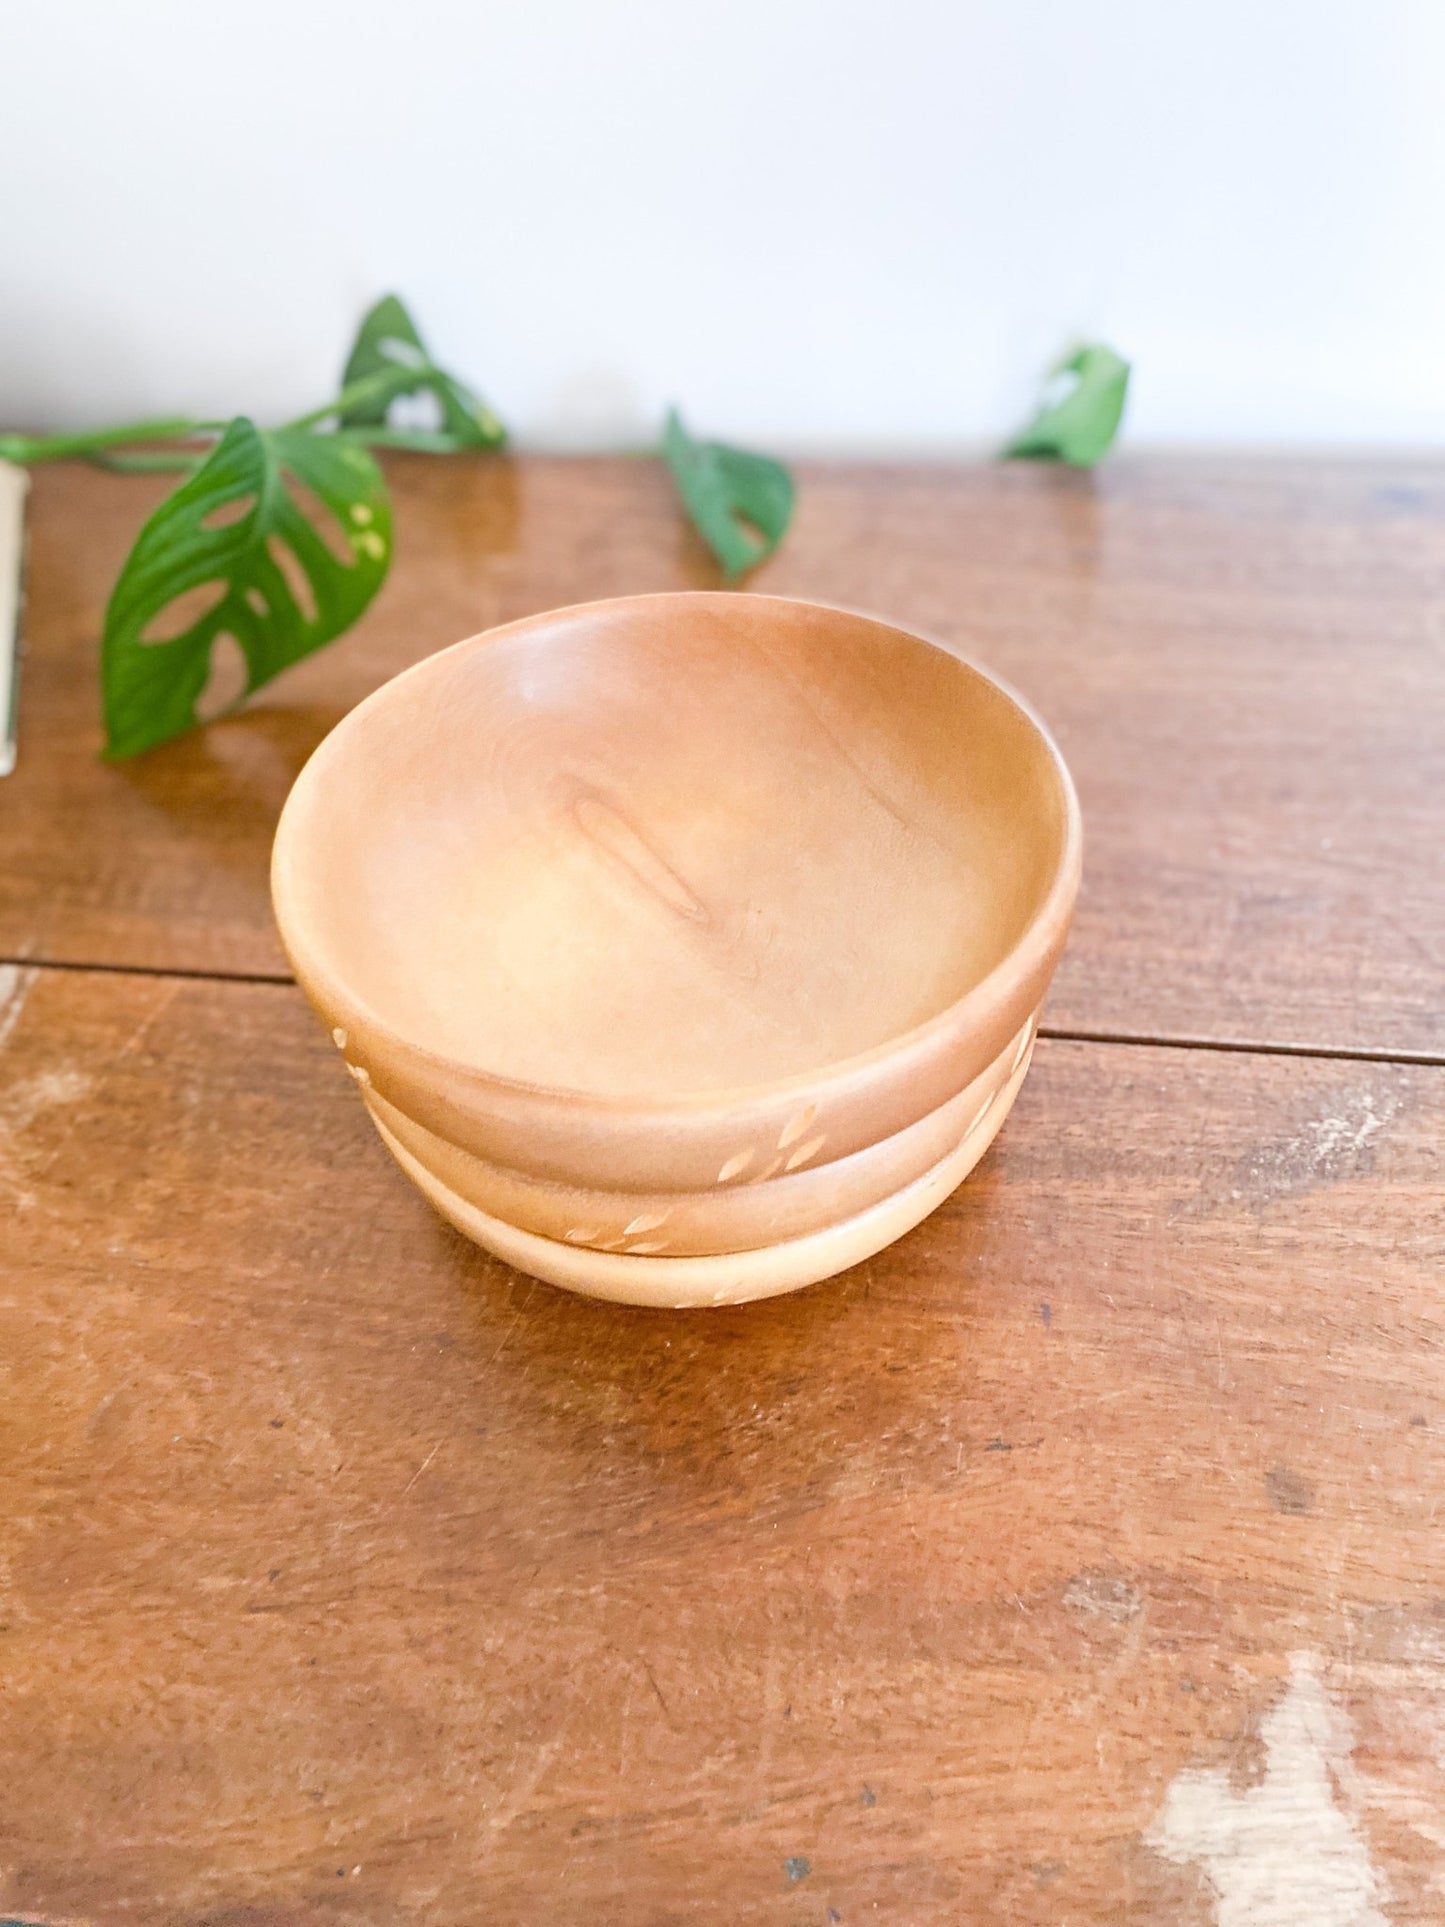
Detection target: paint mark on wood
<box><xmin>782</xmin><ymin>1855</ymin><xmax>811</xmax><ymax>1883</ymax></box>
<box><xmin>1233</xmin><ymin>1088</ymin><xmax>1396</xmax><ymax>1209</ymax></box>
<box><xmin>0</xmin><ymin>962</ymin><xmax>35</xmax><ymax>1055</ymax></box>
<box><xmin>0</xmin><ymin>1066</ymin><xmax>97</xmax><ymax>1206</ymax></box>
<box><xmin>1063</xmin><ymin>1570</ymin><xmax>1142</xmax><ymax>1623</ymax></box>
<box><xmin>86</xmin><ymin>1387</ymin><xmax>133</xmax><ymax>1445</ymax></box>
<box><xmin>1</xmin><ymin>1066</ymin><xmax>93</xmax><ymax>1131</ymax></box>
<box><xmin>1147</xmin><ymin>1653</ymin><xmax>1387</xmax><ymax>1926</ymax></box>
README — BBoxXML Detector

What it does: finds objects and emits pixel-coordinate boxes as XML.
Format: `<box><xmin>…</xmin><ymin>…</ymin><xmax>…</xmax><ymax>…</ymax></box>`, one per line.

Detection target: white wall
<box><xmin>3</xmin><ymin>0</ymin><xmax>1443</xmax><ymax>451</ymax></box>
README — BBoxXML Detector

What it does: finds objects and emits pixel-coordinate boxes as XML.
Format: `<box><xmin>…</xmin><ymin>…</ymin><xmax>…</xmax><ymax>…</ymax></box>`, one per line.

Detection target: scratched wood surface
<box><xmin>4</xmin><ymin>455</ymin><xmax>1444</xmax><ymax>1055</ymax></box>
<box><xmin>3</xmin><ymin>962</ymin><xmax>1444</xmax><ymax>1925</ymax></box>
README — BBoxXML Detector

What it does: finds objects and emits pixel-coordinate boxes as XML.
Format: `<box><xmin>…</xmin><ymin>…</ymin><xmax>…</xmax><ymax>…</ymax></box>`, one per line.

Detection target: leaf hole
<box><xmin>245</xmin><ymin>587</ymin><xmax>268</xmax><ymax>617</ymax></box>
<box><xmin>194</xmin><ymin>632</ymin><xmax>249</xmax><ymax>720</ymax></box>
<box><xmin>379</xmin><ymin>336</ymin><xmax>428</xmax><ymax>374</ymax></box>
<box><xmin>265</xmin><ymin>536</ymin><xmax>320</xmax><ymax>625</ymax></box>
<box><xmin>724</xmin><ymin>508</ymin><xmax>770</xmax><ymax>569</ymax></box>
<box><xmin>282</xmin><ymin>473</ymin><xmax>353</xmax><ymax>566</ymax></box>
<box><xmin>140</xmin><ymin>579</ymin><xmax>227</xmax><ymax>645</ymax></box>
<box><xmin>201</xmin><ymin>492</ymin><xmax>257</xmax><ymax>531</ymax></box>
<box><xmin>387</xmin><ymin>388</ymin><xmax>443</xmax><ymax>432</ymax></box>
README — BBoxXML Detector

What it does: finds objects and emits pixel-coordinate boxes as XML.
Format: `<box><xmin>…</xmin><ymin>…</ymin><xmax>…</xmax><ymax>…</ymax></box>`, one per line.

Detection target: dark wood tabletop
<box><xmin>3</xmin><ymin>453</ymin><xmax>1443</xmax><ymax>1925</ymax></box>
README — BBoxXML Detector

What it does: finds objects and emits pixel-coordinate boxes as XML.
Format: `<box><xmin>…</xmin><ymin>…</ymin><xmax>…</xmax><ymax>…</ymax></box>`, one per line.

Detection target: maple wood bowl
<box><xmin>272</xmin><ymin>592</ymin><xmax>1081</xmax><ymax>1306</ymax></box>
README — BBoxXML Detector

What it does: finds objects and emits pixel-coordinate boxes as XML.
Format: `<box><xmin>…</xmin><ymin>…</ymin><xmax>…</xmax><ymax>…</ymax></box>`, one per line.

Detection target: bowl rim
<box><xmin>271</xmin><ymin>589</ymin><xmax>1083</xmax><ymax>1119</ymax></box>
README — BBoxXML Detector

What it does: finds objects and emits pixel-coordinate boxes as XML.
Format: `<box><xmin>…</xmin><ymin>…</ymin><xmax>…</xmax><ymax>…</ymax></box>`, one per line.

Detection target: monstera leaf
<box><xmin>101</xmin><ymin>416</ymin><xmax>391</xmax><ymax>758</ymax></box>
<box><xmin>1006</xmin><ymin>342</ymin><xmax>1131</xmax><ymax>467</ymax></box>
<box><xmin>338</xmin><ymin>294</ymin><xmax>506</xmax><ymax>451</ymax></box>
<box><xmin>662</xmin><ymin>407</ymin><xmax>794</xmax><ymax>579</ymax></box>
<box><xmin>3</xmin><ymin>292</ymin><xmax>814</xmax><ymax>760</ymax></box>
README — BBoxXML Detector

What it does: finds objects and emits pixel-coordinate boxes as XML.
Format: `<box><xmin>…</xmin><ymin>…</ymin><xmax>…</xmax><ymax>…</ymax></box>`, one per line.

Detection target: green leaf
<box><xmin>1005</xmin><ymin>342</ymin><xmax>1130</xmax><ymax>467</ymax></box>
<box><xmin>101</xmin><ymin>416</ymin><xmax>392</xmax><ymax>759</ymax></box>
<box><xmin>338</xmin><ymin>294</ymin><xmax>505</xmax><ymax>451</ymax></box>
<box><xmin>662</xmin><ymin>408</ymin><xmax>795</xmax><ymax>580</ymax></box>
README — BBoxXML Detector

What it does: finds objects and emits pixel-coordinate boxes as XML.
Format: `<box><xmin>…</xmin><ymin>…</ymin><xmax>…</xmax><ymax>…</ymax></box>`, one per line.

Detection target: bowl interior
<box><xmin>277</xmin><ymin>595</ymin><xmax>1073</xmax><ymax>1101</ymax></box>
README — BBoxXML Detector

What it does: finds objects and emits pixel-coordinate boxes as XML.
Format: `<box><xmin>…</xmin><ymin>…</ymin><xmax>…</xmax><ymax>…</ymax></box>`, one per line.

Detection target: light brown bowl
<box><xmin>271</xmin><ymin>592</ymin><xmax>1080</xmax><ymax>1303</ymax></box>
<box><xmin>363</xmin><ymin>1018</ymin><xmax>1035</xmax><ymax>1260</ymax></box>
<box><xmin>373</xmin><ymin>1030</ymin><xmax>1037</xmax><ymax>1308</ymax></box>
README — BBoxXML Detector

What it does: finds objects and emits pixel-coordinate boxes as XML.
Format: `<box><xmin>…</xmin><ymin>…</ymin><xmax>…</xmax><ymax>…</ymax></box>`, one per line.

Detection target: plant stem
<box><xmin>286</xmin><ymin>367</ymin><xmax>405</xmax><ymax>433</ymax></box>
<box><xmin>330</xmin><ymin>426</ymin><xmax>464</xmax><ymax>453</ymax></box>
<box><xmin>92</xmin><ymin>449</ymin><xmax>208</xmax><ymax>475</ymax></box>
<box><xmin>0</xmin><ymin>416</ymin><xmax>206</xmax><ymax>466</ymax></box>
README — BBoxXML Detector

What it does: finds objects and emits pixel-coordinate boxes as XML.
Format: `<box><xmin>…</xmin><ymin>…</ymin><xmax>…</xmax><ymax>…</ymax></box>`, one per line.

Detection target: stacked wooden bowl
<box><xmin>271</xmin><ymin>593</ymin><xmax>1081</xmax><ymax>1307</ymax></box>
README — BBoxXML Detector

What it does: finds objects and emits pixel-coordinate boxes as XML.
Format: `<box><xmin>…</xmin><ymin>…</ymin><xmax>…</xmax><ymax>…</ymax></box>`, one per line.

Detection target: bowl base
<box><xmin>370</xmin><ymin>1038</ymin><xmax>1033</xmax><ymax>1308</ymax></box>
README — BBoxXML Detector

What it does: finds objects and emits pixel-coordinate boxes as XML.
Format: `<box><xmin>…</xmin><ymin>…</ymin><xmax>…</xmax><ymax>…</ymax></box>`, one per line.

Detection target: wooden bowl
<box><xmin>272</xmin><ymin>592</ymin><xmax>1081</xmax><ymax>1303</ymax></box>
<box><xmin>372</xmin><ymin>1026</ymin><xmax>1038</xmax><ymax>1308</ymax></box>
<box><xmin>362</xmin><ymin>1017</ymin><xmax>1035</xmax><ymax>1260</ymax></box>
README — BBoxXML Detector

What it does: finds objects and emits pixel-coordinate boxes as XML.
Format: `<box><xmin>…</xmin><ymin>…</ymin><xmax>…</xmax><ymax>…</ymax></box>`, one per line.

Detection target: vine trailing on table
<box><xmin>0</xmin><ymin>301</ymin><xmax>1129</xmax><ymax>758</ymax></box>
<box><xmin>0</xmin><ymin>297</ymin><xmax>797</xmax><ymax>759</ymax></box>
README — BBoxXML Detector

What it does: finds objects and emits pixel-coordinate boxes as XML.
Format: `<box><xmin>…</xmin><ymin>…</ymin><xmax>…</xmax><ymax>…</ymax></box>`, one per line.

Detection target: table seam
<box><xmin>4</xmin><ymin>952</ymin><xmax>1440</xmax><ymax>1071</ymax></box>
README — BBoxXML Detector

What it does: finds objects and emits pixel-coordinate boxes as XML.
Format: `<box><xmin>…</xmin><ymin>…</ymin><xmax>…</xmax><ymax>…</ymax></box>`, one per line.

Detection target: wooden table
<box><xmin>3</xmin><ymin>455</ymin><xmax>1443</xmax><ymax>1925</ymax></box>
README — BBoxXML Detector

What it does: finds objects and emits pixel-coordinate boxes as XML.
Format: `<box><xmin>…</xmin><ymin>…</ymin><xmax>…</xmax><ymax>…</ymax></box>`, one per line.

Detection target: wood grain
<box><xmin>3</xmin><ymin>963</ymin><xmax>1443</xmax><ymax>1923</ymax></box>
<box><xmin>3</xmin><ymin>454</ymin><xmax>1443</xmax><ymax>1055</ymax></box>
